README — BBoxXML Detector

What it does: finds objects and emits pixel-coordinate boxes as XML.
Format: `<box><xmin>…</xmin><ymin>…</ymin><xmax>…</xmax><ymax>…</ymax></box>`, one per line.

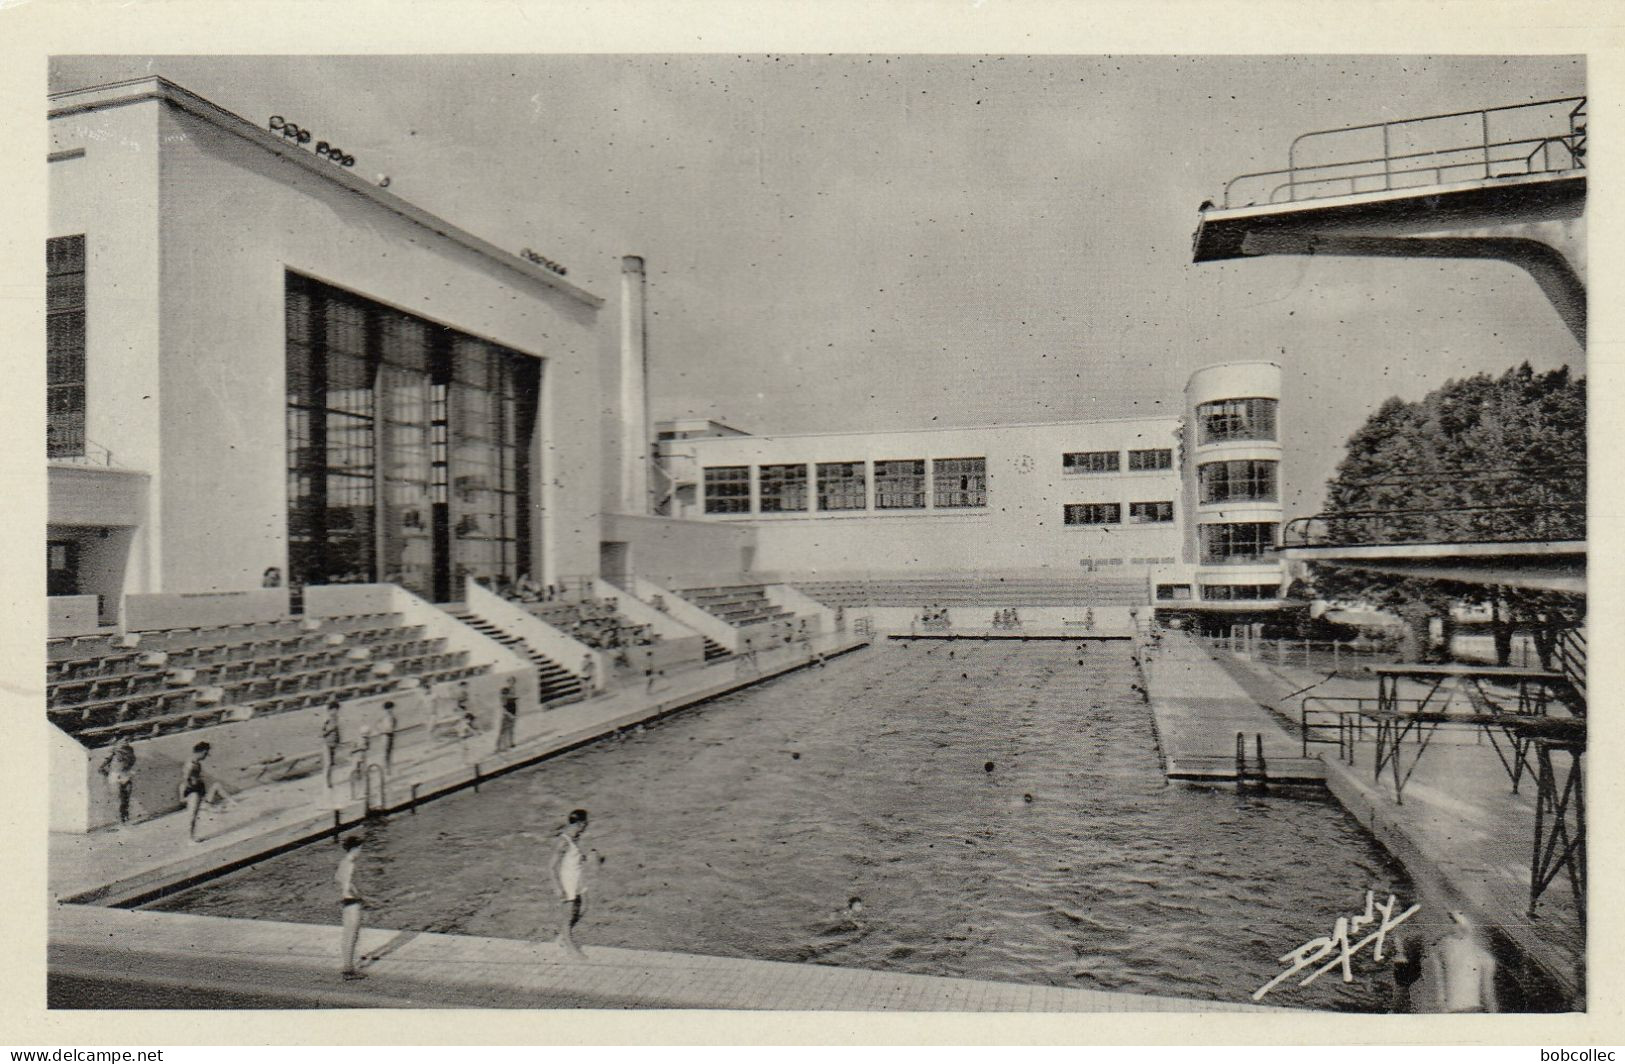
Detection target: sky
<box><xmin>48</xmin><ymin>54</ymin><xmax>1585</xmax><ymax>517</ymax></box>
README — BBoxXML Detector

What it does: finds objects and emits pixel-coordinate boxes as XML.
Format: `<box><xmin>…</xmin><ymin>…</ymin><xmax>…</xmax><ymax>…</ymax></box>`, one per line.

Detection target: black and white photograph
<box><xmin>9</xmin><ymin>20</ymin><xmax>1604</xmax><ymax>1044</ymax></box>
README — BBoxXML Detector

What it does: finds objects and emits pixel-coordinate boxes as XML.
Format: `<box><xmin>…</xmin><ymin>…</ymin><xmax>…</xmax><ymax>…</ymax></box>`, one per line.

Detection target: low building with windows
<box><xmin>656</xmin><ymin>361</ymin><xmax>1290</xmax><ymax>618</ymax></box>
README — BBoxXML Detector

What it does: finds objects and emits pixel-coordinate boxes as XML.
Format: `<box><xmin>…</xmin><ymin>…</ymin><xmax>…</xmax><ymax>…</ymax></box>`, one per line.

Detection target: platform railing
<box><xmin>1283</xmin><ymin>501</ymin><xmax>1585</xmax><ymax>550</ymax></box>
<box><xmin>1217</xmin><ymin>96</ymin><xmax>1585</xmax><ymax>209</ymax></box>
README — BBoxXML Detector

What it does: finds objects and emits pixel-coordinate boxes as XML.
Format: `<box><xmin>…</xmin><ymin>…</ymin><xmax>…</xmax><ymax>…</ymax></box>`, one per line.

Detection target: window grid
<box><xmin>1197</xmin><ymin>398</ymin><xmax>1278</xmax><ymax>444</ymax></box>
<box><xmin>285</xmin><ymin>274</ymin><xmax>538</xmax><ymax>601</ymax></box>
<box><xmin>1064</xmin><ymin>503</ymin><xmax>1122</xmax><ymax>526</ymax></box>
<box><xmin>1128</xmin><ymin>500</ymin><xmax>1175</xmax><ymax>524</ymax></box>
<box><xmin>1198</xmin><ymin>460</ymin><xmax>1279</xmax><ymax>503</ymax></box>
<box><xmin>47</xmin><ymin>235</ymin><xmax>86</xmax><ymax>458</ymax></box>
<box><xmin>1063</xmin><ymin>451</ymin><xmax>1120</xmax><ymax>475</ymax></box>
<box><xmin>816</xmin><ymin>462</ymin><xmax>868</xmax><ymax>511</ymax></box>
<box><xmin>932</xmin><ymin>457</ymin><xmax>987</xmax><ymax>508</ymax></box>
<box><xmin>758</xmin><ymin>463</ymin><xmax>810</xmax><ymax>513</ymax></box>
<box><xmin>1198</xmin><ymin>522</ymin><xmax>1280</xmax><ymax>565</ymax></box>
<box><xmin>1156</xmin><ymin>584</ymin><xmax>1193</xmax><ymax>601</ymax></box>
<box><xmin>875</xmin><ymin>460</ymin><xmax>927</xmax><ymax>509</ymax></box>
<box><xmin>1199</xmin><ymin>584</ymin><xmax>1280</xmax><ymax>601</ymax></box>
<box><xmin>1127</xmin><ymin>448</ymin><xmax>1173</xmax><ymax>471</ymax></box>
<box><xmin>704</xmin><ymin>466</ymin><xmax>751</xmax><ymax>514</ymax></box>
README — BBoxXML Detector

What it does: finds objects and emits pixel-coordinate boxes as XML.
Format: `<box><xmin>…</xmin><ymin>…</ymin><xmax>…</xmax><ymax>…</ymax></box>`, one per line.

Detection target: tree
<box><xmin>1309</xmin><ymin>363</ymin><xmax>1585</xmax><ymax>665</ymax></box>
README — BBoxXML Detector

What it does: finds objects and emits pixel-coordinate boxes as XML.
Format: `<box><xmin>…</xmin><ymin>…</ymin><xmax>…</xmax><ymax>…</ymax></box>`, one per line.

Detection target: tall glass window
<box><xmin>1199</xmin><ymin>522</ymin><xmax>1279</xmax><ymax>564</ymax></box>
<box><xmin>285</xmin><ymin>274</ymin><xmax>539</xmax><ymax>602</ymax></box>
<box><xmin>874</xmin><ymin>460</ymin><xmax>926</xmax><ymax>509</ymax></box>
<box><xmin>1199</xmin><ymin>459</ymin><xmax>1279</xmax><ymax>503</ymax></box>
<box><xmin>816</xmin><ymin>462</ymin><xmax>867</xmax><ymax>511</ymax></box>
<box><xmin>933</xmin><ymin>457</ymin><xmax>987</xmax><ymax>508</ymax></box>
<box><xmin>47</xmin><ymin>236</ymin><xmax>86</xmax><ymax>458</ymax></box>
<box><xmin>1197</xmin><ymin>398</ymin><xmax>1278</xmax><ymax>444</ymax></box>
<box><xmin>704</xmin><ymin>466</ymin><xmax>751</xmax><ymax>514</ymax></box>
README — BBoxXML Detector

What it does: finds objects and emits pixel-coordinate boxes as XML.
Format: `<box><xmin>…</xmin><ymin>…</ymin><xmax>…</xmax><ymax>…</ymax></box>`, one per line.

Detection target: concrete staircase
<box><xmin>442</xmin><ymin>605</ymin><xmax>583</xmax><ymax>706</ymax></box>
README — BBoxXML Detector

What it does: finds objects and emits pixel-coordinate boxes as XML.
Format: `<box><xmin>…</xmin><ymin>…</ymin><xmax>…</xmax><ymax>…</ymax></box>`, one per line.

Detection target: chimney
<box><xmin>618</xmin><ymin>255</ymin><xmax>650</xmax><ymax>514</ymax></box>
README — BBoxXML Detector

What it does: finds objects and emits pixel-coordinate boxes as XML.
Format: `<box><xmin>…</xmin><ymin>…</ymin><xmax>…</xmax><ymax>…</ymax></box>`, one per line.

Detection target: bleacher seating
<box><xmin>46</xmin><ymin>612</ymin><xmax>488</xmax><ymax>748</ymax></box>
<box><xmin>675</xmin><ymin>585</ymin><xmax>795</xmax><ymax>628</ymax></box>
<box><xmin>519</xmin><ymin>597</ymin><xmax>657</xmax><ymax>651</ymax></box>
<box><xmin>791</xmin><ymin>573</ymin><xmax>1148</xmax><ymax>609</ymax></box>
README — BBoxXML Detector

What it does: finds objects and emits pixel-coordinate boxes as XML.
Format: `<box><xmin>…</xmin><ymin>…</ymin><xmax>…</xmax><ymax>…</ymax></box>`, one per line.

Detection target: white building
<box><xmin>46</xmin><ymin>77</ymin><xmax>626</xmax><ymax>619</ymax></box>
<box><xmin>656</xmin><ymin>361</ymin><xmax>1290</xmax><ymax>618</ymax></box>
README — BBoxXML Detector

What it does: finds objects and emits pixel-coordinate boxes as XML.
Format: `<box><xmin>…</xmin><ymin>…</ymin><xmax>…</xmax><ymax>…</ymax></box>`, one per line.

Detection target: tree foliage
<box><xmin>1307</xmin><ymin>363</ymin><xmax>1585</xmax><ymax>663</ymax></box>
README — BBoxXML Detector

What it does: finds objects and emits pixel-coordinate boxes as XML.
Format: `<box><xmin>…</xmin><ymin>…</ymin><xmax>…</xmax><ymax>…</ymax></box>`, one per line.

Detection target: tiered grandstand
<box><xmin>674</xmin><ymin>584</ymin><xmax>796</xmax><ymax>628</ymax></box>
<box><xmin>518</xmin><ymin>598</ymin><xmax>656</xmax><ymax>651</ymax></box>
<box><xmin>790</xmin><ymin>573</ymin><xmax>1148</xmax><ymax>610</ymax></box>
<box><xmin>48</xmin><ymin>613</ymin><xmax>486</xmax><ymax>748</ymax></box>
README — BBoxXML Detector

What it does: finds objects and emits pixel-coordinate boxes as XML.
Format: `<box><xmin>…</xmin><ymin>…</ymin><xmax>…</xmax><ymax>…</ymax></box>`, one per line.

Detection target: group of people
<box><xmin>335</xmin><ymin>807</ymin><xmax>597</xmax><ymax>979</ymax></box>
<box><xmin>990</xmin><ymin>608</ymin><xmax>1024</xmax><ymax>629</ymax></box>
<box><xmin>499</xmin><ymin>573</ymin><xmax>577</xmax><ymax>603</ymax></box>
<box><xmin>914</xmin><ymin>607</ymin><xmax>953</xmax><ymax>632</ymax></box>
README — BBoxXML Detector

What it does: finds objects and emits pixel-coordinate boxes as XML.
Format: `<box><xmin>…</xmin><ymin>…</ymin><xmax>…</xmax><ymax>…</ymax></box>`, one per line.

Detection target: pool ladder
<box><xmin>1235</xmin><ymin>732</ymin><xmax>1269</xmax><ymax>793</ymax></box>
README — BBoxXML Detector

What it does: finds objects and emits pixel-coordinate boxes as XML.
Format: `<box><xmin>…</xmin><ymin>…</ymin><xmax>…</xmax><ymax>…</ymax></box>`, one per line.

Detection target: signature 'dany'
<box><xmin>1253</xmin><ymin>890</ymin><xmax>1420</xmax><ymax>1001</ymax></box>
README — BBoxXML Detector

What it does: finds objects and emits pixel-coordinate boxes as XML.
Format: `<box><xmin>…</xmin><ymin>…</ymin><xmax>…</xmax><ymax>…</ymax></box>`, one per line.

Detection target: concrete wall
<box><xmin>48</xmin><ymin>103</ymin><xmax>163</xmax><ymax>592</ymax></box>
<box><xmin>601</xmin><ymin>512</ymin><xmax>758</xmax><ymax>588</ymax></box>
<box><xmin>123</xmin><ymin>589</ymin><xmax>289</xmax><ymax>632</ymax></box>
<box><xmin>764</xmin><ymin>583</ymin><xmax>833</xmax><ymax>632</ymax></box>
<box><xmin>48</xmin><ymin>596</ymin><xmax>102</xmax><ymax>638</ymax></box>
<box><xmin>678</xmin><ymin>419</ymin><xmax>1186</xmax><ymax>578</ymax></box>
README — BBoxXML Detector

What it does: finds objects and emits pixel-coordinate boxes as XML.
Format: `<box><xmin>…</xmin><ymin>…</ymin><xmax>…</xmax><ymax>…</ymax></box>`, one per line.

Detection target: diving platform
<box><xmin>1193</xmin><ymin>96</ymin><xmax>1587</xmax><ymax>343</ymax></box>
<box><xmin>1280</xmin><ymin>539</ymin><xmax>1584</xmax><ymax>595</ymax></box>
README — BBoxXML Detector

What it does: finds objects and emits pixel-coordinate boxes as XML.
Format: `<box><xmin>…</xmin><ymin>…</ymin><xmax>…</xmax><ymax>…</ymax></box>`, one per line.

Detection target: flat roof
<box><xmin>679</xmin><ymin>412</ymin><xmax>1184</xmax><ymax>444</ymax></box>
<box><xmin>49</xmin><ymin>77</ymin><xmax>604</xmax><ymax>309</ymax></box>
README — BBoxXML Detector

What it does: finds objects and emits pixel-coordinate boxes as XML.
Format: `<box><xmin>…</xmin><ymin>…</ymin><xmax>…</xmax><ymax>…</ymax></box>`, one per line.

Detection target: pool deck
<box><xmin>48</xmin><ymin>904</ymin><xmax>1279</xmax><ymax>1011</ymax></box>
<box><xmin>52</xmin><ymin>634</ymin><xmax>871</xmax><ymax>907</ymax></box>
<box><xmin>1139</xmin><ymin>634</ymin><xmax>1325</xmax><ymax>784</ymax></box>
<box><xmin>1143</xmin><ymin>632</ymin><xmax>1584</xmax><ymax>1009</ymax></box>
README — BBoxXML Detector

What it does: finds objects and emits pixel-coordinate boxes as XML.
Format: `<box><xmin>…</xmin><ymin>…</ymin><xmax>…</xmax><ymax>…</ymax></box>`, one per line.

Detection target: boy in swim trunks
<box><xmin>179</xmin><ymin>741</ymin><xmax>234</xmax><ymax>843</ymax></box>
<box><xmin>336</xmin><ymin>835</ymin><xmax>369</xmax><ymax>979</ymax></box>
<box><xmin>551</xmin><ymin>808</ymin><xmax>592</xmax><ymax>959</ymax></box>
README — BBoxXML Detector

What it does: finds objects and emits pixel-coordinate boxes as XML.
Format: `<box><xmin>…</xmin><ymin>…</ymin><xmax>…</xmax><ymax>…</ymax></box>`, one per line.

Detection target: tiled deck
<box><xmin>50</xmin><ymin>905</ymin><xmax>1280</xmax><ymax>1011</ymax></box>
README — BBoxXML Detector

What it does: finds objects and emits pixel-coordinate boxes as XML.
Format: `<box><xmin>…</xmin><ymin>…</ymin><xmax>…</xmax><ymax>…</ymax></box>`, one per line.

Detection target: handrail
<box><xmin>1283</xmin><ymin>501</ymin><xmax>1585</xmax><ymax>550</ymax></box>
<box><xmin>1215</xmin><ymin>96</ymin><xmax>1585</xmax><ymax>209</ymax></box>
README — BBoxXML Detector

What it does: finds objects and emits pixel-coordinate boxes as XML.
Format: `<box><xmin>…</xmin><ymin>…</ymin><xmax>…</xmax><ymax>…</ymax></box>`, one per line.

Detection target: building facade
<box><xmin>658</xmin><ymin>362</ymin><xmax>1289</xmax><ymax>613</ymax></box>
<box><xmin>47</xmin><ymin>78</ymin><xmax>610</xmax><ymax>617</ymax></box>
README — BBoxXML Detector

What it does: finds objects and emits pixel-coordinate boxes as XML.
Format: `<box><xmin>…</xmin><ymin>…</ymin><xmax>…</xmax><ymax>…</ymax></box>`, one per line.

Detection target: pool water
<box><xmin>152</xmin><ymin>640</ymin><xmax>1414</xmax><ymax>1010</ymax></box>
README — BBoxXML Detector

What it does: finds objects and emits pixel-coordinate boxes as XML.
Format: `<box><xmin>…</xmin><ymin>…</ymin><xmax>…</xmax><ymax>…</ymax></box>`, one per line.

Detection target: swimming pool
<box><xmin>152</xmin><ymin>640</ymin><xmax>1414</xmax><ymax>1010</ymax></box>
